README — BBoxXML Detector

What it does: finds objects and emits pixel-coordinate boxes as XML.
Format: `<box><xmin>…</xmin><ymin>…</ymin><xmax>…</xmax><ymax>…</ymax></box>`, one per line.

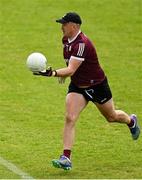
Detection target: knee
<box><xmin>65</xmin><ymin>113</ymin><xmax>77</xmax><ymax>125</ymax></box>
<box><xmin>105</xmin><ymin>113</ymin><xmax>117</xmax><ymax>123</ymax></box>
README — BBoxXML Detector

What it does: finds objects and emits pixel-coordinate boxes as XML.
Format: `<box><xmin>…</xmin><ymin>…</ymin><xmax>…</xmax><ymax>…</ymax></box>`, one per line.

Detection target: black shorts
<box><xmin>68</xmin><ymin>78</ymin><xmax>112</xmax><ymax>104</ymax></box>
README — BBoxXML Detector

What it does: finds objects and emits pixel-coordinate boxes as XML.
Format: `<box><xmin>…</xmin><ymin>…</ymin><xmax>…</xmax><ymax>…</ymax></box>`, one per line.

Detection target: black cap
<box><xmin>56</xmin><ymin>12</ymin><xmax>82</xmax><ymax>25</ymax></box>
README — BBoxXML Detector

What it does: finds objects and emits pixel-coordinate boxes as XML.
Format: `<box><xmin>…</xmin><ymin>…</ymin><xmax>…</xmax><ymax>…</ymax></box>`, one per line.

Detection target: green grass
<box><xmin>0</xmin><ymin>0</ymin><xmax>142</xmax><ymax>178</ymax></box>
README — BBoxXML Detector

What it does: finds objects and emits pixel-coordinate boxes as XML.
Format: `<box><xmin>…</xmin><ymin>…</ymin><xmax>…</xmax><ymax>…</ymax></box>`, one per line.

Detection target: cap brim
<box><xmin>56</xmin><ymin>18</ymin><xmax>67</xmax><ymax>24</ymax></box>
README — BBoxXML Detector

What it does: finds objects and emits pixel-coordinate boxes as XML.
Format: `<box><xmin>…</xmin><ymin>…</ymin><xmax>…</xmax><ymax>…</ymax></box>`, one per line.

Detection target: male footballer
<box><xmin>34</xmin><ymin>12</ymin><xmax>140</xmax><ymax>170</ymax></box>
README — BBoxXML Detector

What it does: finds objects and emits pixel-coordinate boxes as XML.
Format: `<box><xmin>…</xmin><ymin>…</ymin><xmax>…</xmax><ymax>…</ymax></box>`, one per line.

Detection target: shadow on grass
<box><xmin>48</xmin><ymin>169</ymin><xmax>79</xmax><ymax>179</ymax></box>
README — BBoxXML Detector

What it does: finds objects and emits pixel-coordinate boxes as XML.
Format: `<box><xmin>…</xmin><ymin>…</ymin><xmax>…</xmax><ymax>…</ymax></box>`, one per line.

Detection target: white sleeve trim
<box><xmin>70</xmin><ymin>56</ymin><xmax>85</xmax><ymax>61</ymax></box>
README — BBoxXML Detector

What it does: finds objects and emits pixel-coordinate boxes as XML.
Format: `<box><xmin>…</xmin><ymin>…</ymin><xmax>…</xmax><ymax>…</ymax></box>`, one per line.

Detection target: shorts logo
<box><xmin>100</xmin><ymin>98</ymin><xmax>107</xmax><ymax>103</ymax></box>
<box><xmin>84</xmin><ymin>89</ymin><xmax>94</xmax><ymax>100</ymax></box>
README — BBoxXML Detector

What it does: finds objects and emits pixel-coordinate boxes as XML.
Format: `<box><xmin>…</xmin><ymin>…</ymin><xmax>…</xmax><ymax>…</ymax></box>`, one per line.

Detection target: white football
<box><xmin>26</xmin><ymin>52</ymin><xmax>47</xmax><ymax>72</ymax></box>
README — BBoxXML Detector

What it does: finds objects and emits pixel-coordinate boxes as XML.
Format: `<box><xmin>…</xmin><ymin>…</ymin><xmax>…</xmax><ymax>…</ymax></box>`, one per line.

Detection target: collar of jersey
<box><xmin>68</xmin><ymin>30</ymin><xmax>81</xmax><ymax>43</ymax></box>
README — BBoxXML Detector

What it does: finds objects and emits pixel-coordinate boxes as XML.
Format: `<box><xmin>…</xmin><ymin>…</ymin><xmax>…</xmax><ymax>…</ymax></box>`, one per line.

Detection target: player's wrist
<box><xmin>52</xmin><ymin>70</ymin><xmax>57</xmax><ymax>77</ymax></box>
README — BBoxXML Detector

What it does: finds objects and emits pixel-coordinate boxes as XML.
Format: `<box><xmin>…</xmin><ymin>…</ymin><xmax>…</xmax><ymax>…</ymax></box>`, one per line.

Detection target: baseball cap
<box><xmin>56</xmin><ymin>12</ymin><xmax>82</xmax><ymax>25</ymax></box>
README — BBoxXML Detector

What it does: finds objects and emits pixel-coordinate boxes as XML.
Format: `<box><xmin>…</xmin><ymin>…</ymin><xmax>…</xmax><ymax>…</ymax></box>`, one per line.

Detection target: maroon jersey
<box><xmin>63</xmin><ymin>31</ymin><xmax>106</xmax><ymax>86</ymax></box>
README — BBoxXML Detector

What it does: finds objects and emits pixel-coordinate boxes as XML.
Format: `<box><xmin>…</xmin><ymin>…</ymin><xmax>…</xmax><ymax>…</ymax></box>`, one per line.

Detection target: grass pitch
<box><xmin>0</xmin><ymin>0</ymin><xmax>142</xmax><ymax>179</ymax></box>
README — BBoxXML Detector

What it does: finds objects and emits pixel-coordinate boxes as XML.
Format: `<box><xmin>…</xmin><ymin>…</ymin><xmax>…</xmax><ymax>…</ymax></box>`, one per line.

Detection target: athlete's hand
<box><xmin>33</xmin><ymin>67</ymin><xmax>52</xmax><ymax>76</ymax></box>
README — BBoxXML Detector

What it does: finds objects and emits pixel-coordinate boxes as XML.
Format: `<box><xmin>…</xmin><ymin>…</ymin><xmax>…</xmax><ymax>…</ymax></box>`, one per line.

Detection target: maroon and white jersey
<box><xmin>62</xmin><ymin>31</ymin><xmax>106</xmax><ymax>86</ymax></box>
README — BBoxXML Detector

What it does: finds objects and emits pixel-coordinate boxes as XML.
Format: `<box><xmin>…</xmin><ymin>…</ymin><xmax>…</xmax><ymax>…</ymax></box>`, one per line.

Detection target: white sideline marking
<box><xmin>0</xmin><ymin>156</ymin><xmax>35</xmax><ymax>179</ymax></box>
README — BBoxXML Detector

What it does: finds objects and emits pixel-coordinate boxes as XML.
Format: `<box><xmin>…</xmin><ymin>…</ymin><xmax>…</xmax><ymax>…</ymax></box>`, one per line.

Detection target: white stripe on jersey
<box><xmin>77</xmin><ymin>43</ymin><xmax>82</xmax><ymax>56</ymax></box>
<box><xmin>77</xmin><ymin>43</ymin><xmax>85</xmax><ymax>57</ymax></box>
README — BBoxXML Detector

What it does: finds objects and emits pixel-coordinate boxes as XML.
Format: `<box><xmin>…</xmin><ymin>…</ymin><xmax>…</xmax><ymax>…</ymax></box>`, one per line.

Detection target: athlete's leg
<box><xmin>52</xmin><ymin>92</ymin><xmax>88</xmax><ymax>170</ymax></box>
<box><xmin>95</xmin><ymin>98</ymin><xmax>131</xmax><ymax>124</ymax></box>
<box><xmin>64</xmin><ymin>92</ymin><xmax>88</xmax><ymax>150</ymax></box>
<box><xmin>95</xmin><ymin>98</ymin><xmax>140</xmax><ymax>140</ymax></box>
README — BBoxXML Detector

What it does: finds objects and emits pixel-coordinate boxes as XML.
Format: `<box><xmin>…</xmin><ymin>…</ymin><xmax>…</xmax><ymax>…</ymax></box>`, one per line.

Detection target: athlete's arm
<box><xmin>33</xmin><ymin>58</ymin><xmax>83</xmax><ymax>77</ymax></box>
<box><xmin>55</xmin><ymin>58</ymin><xmax>83</xmax><ymax>77</ymax></box>
<box><xmin>33</xmin><ymin>41</ymin><xmax>85</xmax><ymax>77</ymax></box>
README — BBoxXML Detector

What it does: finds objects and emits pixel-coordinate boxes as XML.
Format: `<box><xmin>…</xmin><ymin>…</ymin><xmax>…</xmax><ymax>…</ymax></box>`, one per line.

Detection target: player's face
<box><xmin>61</xmin><ymin>23</ymin><xmax>74</xmax><ymax>38</ymax></box>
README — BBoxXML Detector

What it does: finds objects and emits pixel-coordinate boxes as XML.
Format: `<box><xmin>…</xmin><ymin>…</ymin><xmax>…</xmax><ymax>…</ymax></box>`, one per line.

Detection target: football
<box><xmin>26</xmin><ymin>52</ymin><xmax>47</xmax><ymax>72</ymax></box>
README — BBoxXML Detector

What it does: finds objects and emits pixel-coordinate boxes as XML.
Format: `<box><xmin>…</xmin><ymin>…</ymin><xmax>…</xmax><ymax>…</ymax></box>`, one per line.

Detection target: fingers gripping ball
<box><xmin>26</xmin><ymin>52</ymin><xmax>47</xmax><ymax>72</ymax></box>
